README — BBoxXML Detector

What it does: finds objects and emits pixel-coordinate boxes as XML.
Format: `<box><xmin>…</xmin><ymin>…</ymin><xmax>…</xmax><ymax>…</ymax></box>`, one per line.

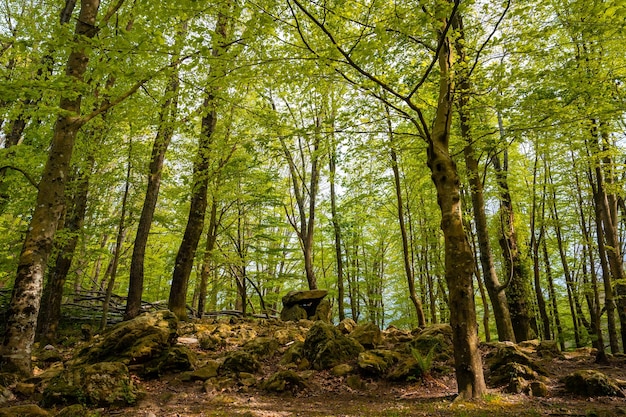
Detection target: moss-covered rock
<box><xmin>387</xmin><ymin>356</ymin><xmax>423</xmax><ymax>381</ymax></box>
<box><xmin>0</xmin><ymin>404</ymin><xmax>49</xmax><ymax>417</ymax></box>
<box><xmin>260</xmin><ymin>370</ymin><xmax>308</xmax><ymax>393</ymax></box>
<box><xmin>302</xmin><ymin>322</ymin><xmax>364</xmax><ymax>370</ymax></box>
<box><xmin>72</xmin><ymin>310</ymin><xmax>178</xmax><ymax>376</ymax></box>
<box><xmin>183</xmin><ymin>360</ymin><xmax>221</xmax><ymax>382</ymax></box>
<box><xmin>490</xmin><ymin>362</ymin><xmax>539</xmax><ymax>386</ymax></box>
<box><xmin>243</xmin><ymin>337</ymin><xmax>279</xmax><ymax>358</ymax></box>
<box><xmin>357</xmin><ymin>350</ymin><xmax>399</xmax><ymax>376</ymax></box>
<box><xmin>337</xmin><ymin>319</ymin><xmax>357</xmax><ymax>334</ymax></box>
<box><xmin>331</xmin><ymin>364</ymin><xmax>353</xmax><ymax>377</ymax></box>
<box><xmin>220</xmin><ymin>351</ymin><xmax>260</xmax><ymax>375</ymax></box>
<box><xmin>486</xmin><ymin>342</ymin><xmax>546</xmax><ymax>375</ymax></box>
<box><xmin>42</xmin><ymin>362</ymin><xmax>139</xmax><ymax>407</ymax></box>
<box><xmin>563</xmin><ymin>370</ymin><xmax>625</xmax><ymax>397</ymax></box>
<box><xmin>350</xmin><ymin>322</ymin><xmax>383</xmax><ymax>348</ymax></box>
<box><xmin>142</xmin><ymin>346</ymin><xmax>197</xmax><ymax>377</ymax></box>
<box><xmin>408</xmin><ymin>324</ymin><xmax>453</xmax><ymax>359</ymax></box>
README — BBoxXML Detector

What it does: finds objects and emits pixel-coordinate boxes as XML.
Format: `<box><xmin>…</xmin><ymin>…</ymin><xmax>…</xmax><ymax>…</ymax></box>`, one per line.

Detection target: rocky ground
<box><xmin>1</xmin><ymin>311</ymin><xmax>626</xmax><ymax>417</ymax></box>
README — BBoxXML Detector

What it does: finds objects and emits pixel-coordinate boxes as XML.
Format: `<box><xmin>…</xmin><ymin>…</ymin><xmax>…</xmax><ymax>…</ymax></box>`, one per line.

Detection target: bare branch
<box><xmin>468</xmin><ymin>0</ymin><xmax>510</xmax><ymax>78</ymax></box>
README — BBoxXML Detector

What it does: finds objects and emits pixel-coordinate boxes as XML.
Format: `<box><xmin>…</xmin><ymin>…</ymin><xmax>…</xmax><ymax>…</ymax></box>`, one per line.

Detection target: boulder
<box><xmin>280</xmin><ymin>290</ymin><xmax>330</xmax><ymax>322</ymax></box>
<box><xmin>350</xmin><ymin>322</ymin><xmax>383</xmax><ymax>348</ymax></box>
<box><xmin>331</xmin><ymin>364</ymin><xmax>353</xmax><ymax>377</ymax></box>
<box><xmin>563</xmin><ymin>370</ymin><xmax>625</xmax><ymax>397</ymax></box>
<box><xmin>387</xmin><ymin>356</ymin><xmax>425</xmax><ymax>381</ymax></box>
<box><xmin>42</xmin><ymin>362</ymin><xmax>139</xmax><ymax>407</ymax></box>
<box><xmin>72</xmin><ymin>310</ymin><xmax>179</xmax><ymax>377</ymax></box>
<box><xmin>261</xmin><ymin>370</ymin><xmax>308</xmax><ymax>393</ymax></box>
<box><xmin>408</xmin><ymin>324</ymin><xmax>453</xmax><ymax>362</ymax></box>
<box><xmin>302</xmin><ymin>322</ymin><xmax>364</xmax><ymax>370</ymax></box>
<box><xmin>142</xmin><ymin>346</ymin><xmax>197</xmax><ymax>376</ymax></box>
<box><xmin>537</xmin><ymin>340</ymin><xmax>563</xmax><ymax>359</ymax></box>
<box><xmin>243</xmin><ymin>337</ymin><xmax>279</xmax><ymax>358</ymax></box>
<box><xmin>357</xmin><ymin>349</ymin><xmax>399</xmax><ymax>376</ymax></box>
<box><xmin>529</xmin><ymin>381</ymin><xmax>549</xmax><ymax>397</ymax></box>
<box><xmin>184</xmin><ymin>360</ymin><xmax>221</xmax><ymax>382</ymax></box>
<box><xmin>337</xmin><ymin>318</ymin><xmax>357</xmax><ymax>334</ymax></box>
<box><xmin>486</xmin><ymin>342</ymin><xmax>546</xmax><ymax>374</ymax></box>
<box><xmin>220</xmin><ymin>351</ymin><xmax>261</xmax><ymax>375</ymax></box>
<box><xmin>490</xmin><ymin>362</ymin><xmax>539</xmax><ymax>386</ymax></box>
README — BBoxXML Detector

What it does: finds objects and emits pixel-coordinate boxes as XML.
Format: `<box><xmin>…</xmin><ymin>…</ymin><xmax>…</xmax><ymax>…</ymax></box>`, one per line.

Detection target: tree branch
<box><xmin>0</xmin><ymin>165</ymin><xmax>40</xmax><ymax>190</ymax></box>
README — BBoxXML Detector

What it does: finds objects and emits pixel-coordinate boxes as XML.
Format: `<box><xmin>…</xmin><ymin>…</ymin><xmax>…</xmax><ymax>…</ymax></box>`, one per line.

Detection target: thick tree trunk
<box><xmin>36</xmin><ymin>157</ymin><xmax>93</xmax><ymax>344</ymax></box>
<box><xmin>125</xmin><ymin>59</ymin><xmax>181</xmax><ymax>320</ymax></box>
<box><xmin>426</xmin><ymin>23</ymin><xmax>486</xmax><ymax>399</ymax></box>
<box><xmin>0</xmin><ymin>0</ymin><xmax>100</xmax><ymax>377</ymax></box>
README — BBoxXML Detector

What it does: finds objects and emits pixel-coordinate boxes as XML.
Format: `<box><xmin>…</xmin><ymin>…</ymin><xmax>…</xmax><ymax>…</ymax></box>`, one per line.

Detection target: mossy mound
<box><xmin>357</xmin><ymin>349</ymin><xmax>399</xmax><ymax>376</ymax></box>
<box><xmin>563</xmin><ymin>370</ymin><xmax>625</xmax><ymax>397</ymax></box>
<box><xmin>220</xmin><ymin>351</ymin><xmax>261</xmax><ymax>375</ymax></box>
<box><xmin>302</xmin><ymin>322</ymin><xmax>364</xmax><ymax>370</ymax></box>
<box><xmin>0</xmin><ymin>404</ymin><xmax>49</xmax><ymax>417</ymax></box>
<box><xmin>42</xmin><ymin>362</ymin><xmax>139</xmax><ymax>407</ymax></box>
<box><xmin>73</xmin><ymin>310</ymin><xmax>177</xmax><ymax>365</ymax></box>
<box><xmin>260</xmin><ymin>370</ymin><xmax>308</xmax><ymax>393</ymax></box>
<box><xmin>350</xmin><ymin>322</ymin><xmax>383</xmax><ymax>348</ymax></box>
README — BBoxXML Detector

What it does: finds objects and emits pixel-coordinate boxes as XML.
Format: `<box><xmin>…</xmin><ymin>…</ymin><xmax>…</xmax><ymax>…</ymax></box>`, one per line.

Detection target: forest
<box><xmin>1</xmin><ymin>0</ymin><xmax>626</xmax><ymax>412</ymax></box>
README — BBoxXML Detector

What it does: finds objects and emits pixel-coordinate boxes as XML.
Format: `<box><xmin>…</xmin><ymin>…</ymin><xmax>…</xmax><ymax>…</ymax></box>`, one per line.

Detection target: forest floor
<box><xmin>108</xmin><ymin>337</ymin><xmax>626</xmax><ymax>417</ymax></box>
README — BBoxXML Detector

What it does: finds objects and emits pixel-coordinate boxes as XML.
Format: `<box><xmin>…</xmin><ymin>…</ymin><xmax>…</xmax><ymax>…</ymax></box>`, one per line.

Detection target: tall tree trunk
<box><xmin>493</xmin><ymin>115</ymin><xmax>535</xmax><ymax>342</ymax></box>
<box><xmin>0</xmin><ymin>0</ymin><xmax>101</xmax><ymax>377</ymax></box>
<box><xmin>386</xmin><ymin>108</ymin><xmax>426</xmax><ymax>327</ymax></box>
<box><xmin>425</xmin><ymin>14</ymin><xmax>486</xmax><ymax>398</ymax></box>
<box><xmin>197</xmin><ymin>198</ymin><xmax>219</xmax><ymax>317</ymax></box>
<box><xmin>36</xmin><ymin>156</ymin><xmax>94</xmax><ymax>344</ymax></box>
<box><xmin>329</xmin><ymin>133</ymin><xmax>345</xmax><ymax>321</ymax></box>
<box><xmin>0</xmin><ymin>0</ymin><xmax>76</xmax><ymax>214</ymax></box>
<box><xmin>590</xmin><ymin>127</ymin><xmax>626</xmax><ymax>350</ymax></box>
<box><xmin>456</xmin><ymin>63</ymin><xmax>515</xmax><ymax>341</ymax></box>
<box><xmin>279</xmin><ymin>123</ymin><xmax>321</xmax><ymax>291</ymax></box>
<box><xmin>573</xmin><ymin>159</ymin><xmax>606</xmax><ymax>361</ymax></box>
<box><xmin>542</xmin><ymin>238</ymin><xmax>565</xmax><ymax>351</ymax></box>
<box><xmin>169</xmin><ymin>8</ymin><xmax>230</xmax><ymax>320</ymax></box>
<box><xmin>125</xmin><ymin>42</ymin><xmax>182</xmax><ymax>320</ymax></box>
<box><xmin>530</xmin><ymin>153</ymin><xmax>550</xmax><ymax>341</ymax></box>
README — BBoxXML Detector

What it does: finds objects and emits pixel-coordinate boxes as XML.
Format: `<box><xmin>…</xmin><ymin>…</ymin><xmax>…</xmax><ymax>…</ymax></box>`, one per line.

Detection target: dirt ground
<box><xmin>102</xmin><ymin>348</ymin><xmax>626</xmax><ymax>417</ymax></box>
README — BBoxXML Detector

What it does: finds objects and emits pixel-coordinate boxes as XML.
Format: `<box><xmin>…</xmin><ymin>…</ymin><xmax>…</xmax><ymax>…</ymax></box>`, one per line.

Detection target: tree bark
<box><xmin>125</xmin><ymin>43</ymin><xmax>182</xmax><ymax>320</ymax></box>
<box><xmin>492</xmin><ymin>128</ymin><xmax>535</xmax><ymax>342</ymax></box>
<box><xmin>425</xmin><ymin>17</ymin><xmax>486</xmax><ymax>398</ymax></box>
<box><xmin>0</xmin><ymin>0</ymin><xmax>100</xmax><ymax>377</ymax></box>
<box><xmin>386</xmin><ymin>109</ymin><xmax>426</xmax><ymax>327</ymax></box>
<box><xmin>36</xmin><ymin>156</ymin><xmax>93</xmax><ymax>344</ymax></box>
<box><xmin>457</xmin><ymin>70</ymin><xmax>515</xmax><ymax>342</ymax></box>
<box><xmin>197</xmin><ymin>198</ymin><xmax>219</xmax><ymax>317</ymax></box>
<box><xmin>169</xmin><ymin>8</ymin><xmax>230</xmax><ymax>320</ymax></box>
<box><xmin>329</xmin><ymin>133</ymin><xmax>346</xmax><ymax>321</ymax></box>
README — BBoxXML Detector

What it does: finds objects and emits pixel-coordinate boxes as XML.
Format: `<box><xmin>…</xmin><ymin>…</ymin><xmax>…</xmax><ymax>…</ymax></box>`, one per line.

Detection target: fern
<box><xmin>410</xmin><ymin>344</ymin><xmax>437</xmax><ymax>376</ymax></box>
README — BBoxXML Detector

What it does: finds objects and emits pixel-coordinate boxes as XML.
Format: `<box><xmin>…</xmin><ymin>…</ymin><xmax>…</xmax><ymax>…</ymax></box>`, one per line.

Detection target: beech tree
<box><xmin>287</xmin><ymin>0</ymin><xmax>487</xmax><ymax>398</ymax></box>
